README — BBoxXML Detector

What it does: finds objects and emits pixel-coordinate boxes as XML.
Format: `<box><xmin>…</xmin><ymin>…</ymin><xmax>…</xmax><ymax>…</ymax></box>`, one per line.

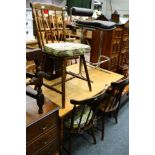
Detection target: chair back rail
<box><xmin>31</xmin><ymin>2</ymin><xmax>67</xmax><ymax>49</ymax></box>
<box><xmin>98</xmin><ymin>78</ymin><xmax>129</xmax><ymax>141</ymax></box>
<box><xmin>69</xmin><ymin>89</ymin><xmax>106</xmax><ymax>132</ymax></box>
<box><xmin>102</xmin><ymin>78</ymin><xmax>129</xmax><ymax>112</ymax></box>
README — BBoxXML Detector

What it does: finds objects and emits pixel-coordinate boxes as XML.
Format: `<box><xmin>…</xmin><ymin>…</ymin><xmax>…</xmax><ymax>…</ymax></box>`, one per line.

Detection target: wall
<box><xmin>100</xmin><ymin>0</ymin><xmax>129</xmax><ymax>19</ymax></box>
<box><xmin>111</xmin><ymin>0</ymin><xmax>129</xmax><ymax>15</ymax></box>
<box><xmin>26</xmin><ymin>0</ymin><xmax>67</xmax><ymax>8</ymax></box>
<box><xmin>27</xmin><ymin>0</ymin><xmax>129</xmax><ymax>15</ymax></box>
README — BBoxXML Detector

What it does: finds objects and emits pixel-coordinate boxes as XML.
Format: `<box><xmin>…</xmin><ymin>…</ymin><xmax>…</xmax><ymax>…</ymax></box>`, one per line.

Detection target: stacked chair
<box><xmin>64</xmin><ymin>78</ymin><xmax>129</xmax><ymax>154</ymax></box>
<box><xmin>64</xmin><ymin>89</ymin><xmax>106</xmax><ymax>155</ymax></box>
<box><xmin>31</xmin><ymin>2</ymin><xmax>92</xmax><ymax>108</ymax></box>
<box><xmin>98</xmin><ymin>78</ymin><xmax>129</xmax><ymax>140</ymax></box>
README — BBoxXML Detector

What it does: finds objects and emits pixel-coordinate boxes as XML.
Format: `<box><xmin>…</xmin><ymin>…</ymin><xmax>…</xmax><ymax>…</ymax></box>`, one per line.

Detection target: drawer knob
<box><xmin>42</xmin><ymin>140</ymin><xmax>47</xmax><ymax>145</ymax></box>
<box><xmin>39</xmin><ymin>126</ymin><xmax>47</xmax><ymax>131</ymax></box>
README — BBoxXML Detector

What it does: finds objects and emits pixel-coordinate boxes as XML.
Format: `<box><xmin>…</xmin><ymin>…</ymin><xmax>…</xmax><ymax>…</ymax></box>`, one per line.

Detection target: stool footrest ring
<box><xmin>86</xmin><ymin>55</ymin><xmax>110</xmax><ymax>68</ymax></box>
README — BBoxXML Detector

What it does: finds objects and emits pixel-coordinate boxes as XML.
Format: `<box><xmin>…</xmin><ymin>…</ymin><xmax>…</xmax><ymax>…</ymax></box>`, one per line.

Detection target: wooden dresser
<box><xmin>90</xmin><ymin>17</ymin><xmax>129</xmax><ymax>74</ymax></box>
<box><xmin>26</xmin><ymin>94</ymin><xmax>60</xmax><ymax>155</ymax></box>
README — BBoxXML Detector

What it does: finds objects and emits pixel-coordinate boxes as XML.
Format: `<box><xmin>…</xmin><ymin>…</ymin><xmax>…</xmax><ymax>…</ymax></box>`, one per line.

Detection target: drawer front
<box><xmin>121</xmin><ymin>38</ymin><xmax>129</xmax><ymax>49</ymax></box>
<box><xmin>123</xmin><ymin>27</ymin><xmax>129</xmax><ymax>36</ymax></box>
<box><xmin>112</xmin><ymin>39</ymin><xmax>122</xmax><ymax>54</ymax></box>
<box><xmin>27</xmin><ymin>112</ymin><xmax>58</xmax><ymax>141</ymax></box>
<box><xmin>119</xmin><ymin>52</ymin><xmax>129</xmax><ymax>66</ymax></box>
<box><xmin>27</xmin><ymin>127</ymin><xmax>58</xmax><ymax>155</ymax></box>
<box><xmin>110</xmin><ymin>56</ymin><xmax>119</xmax><ymax>70</ymax></box>
<box><xmin>35</xmin><ymin>140</ymin><xmax>58</xmax><ymax>155</ymax></box>
<box><xmin>113</xmin><ymin>27</ymin><xmax>123</xmax><ymax>39</ymax></box>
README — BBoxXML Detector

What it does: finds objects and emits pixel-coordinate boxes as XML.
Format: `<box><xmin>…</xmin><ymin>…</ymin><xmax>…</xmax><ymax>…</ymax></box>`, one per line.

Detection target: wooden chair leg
<box><xmin>61</xmin><ymin>59</ymin><xmax>66</xmax><ymax>108</ymax></box>
<box><xmin>81</xmin><ymin>55</ymin><xmax>92</xmax><ymax>91</ymax></box>
<box><xmin>91</xmin><ymin>127</ymin><xmax>96</xmax><ymax>144</ymax></box>
<box><xmin>60</xmin><ymin>118</ymin><xmax>64</xmax><ymax>155</ymax></box>
<box><xmin>113</xmin><ymin>110</ymin><xmax>118</xmax><ymax>124</ymax></box>
<box><xmin>101</xmin><ymin>114</ymin><xmax>105</xmax><ymax>141</ymax></box>
<box><xmin>79</xmin><ymin>55</ymin><xmax>83</xmax><ymax>74</ymax></box>
<box><xmin>37</xmin><ymin>92</ymin><xmax>44</xmax><ymax>114</ymax></box>
<box><xmin>68</xmin><ymin>134</ymin><xmax>72</xmax><ymax>155</ymax></box>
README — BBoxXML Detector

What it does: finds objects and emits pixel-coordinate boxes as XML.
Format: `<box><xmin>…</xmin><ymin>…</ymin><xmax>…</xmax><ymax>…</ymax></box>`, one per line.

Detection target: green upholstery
<box><xmin>65</xmin><ymin>105</ymin><xmax>93</xmax><ymax>128</ymax></box>
<box><xmin>44</xmin><ymin>42</ymin><xmax>91</xmax><ymax>57</ymax></box>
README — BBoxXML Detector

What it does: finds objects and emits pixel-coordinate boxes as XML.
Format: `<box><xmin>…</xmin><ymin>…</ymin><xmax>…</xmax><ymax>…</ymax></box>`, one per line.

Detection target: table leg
<box><xmin>59</xmin><ymin>117</ymin><xmax>64</xmax><ymax>155</ymax></box>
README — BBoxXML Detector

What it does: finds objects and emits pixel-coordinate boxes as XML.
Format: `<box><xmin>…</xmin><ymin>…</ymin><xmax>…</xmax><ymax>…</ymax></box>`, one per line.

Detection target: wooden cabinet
<box><xmin>26</xmin><ymin>93</ymin><xmax>60</xmax><ymax>155</ymax></box>
<box><xmin>119</xmin><ymin>23</ymin><xmax>129</xmax><ymax>67</ymax></box>
<box><xmin>90</xmin><ymin>18</ymin><xmax>129</xmax><ymax>74</ymax></box>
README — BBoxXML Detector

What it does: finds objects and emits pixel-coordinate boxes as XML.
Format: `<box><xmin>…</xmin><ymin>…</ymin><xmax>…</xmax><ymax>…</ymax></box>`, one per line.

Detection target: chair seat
<box><xmin>44</xmin><ymin>42</ymin><xmax>91</xmax><ymax>57</ymax></box>
<box><xmin>65</xmin><ymin>105</ymin><xmax>93</xmax><ymax>129</ymax></box>
<box><xmin>75</xmin><ymin>20</ymin><xmax>116</xmax><ymax>30</ymax></box>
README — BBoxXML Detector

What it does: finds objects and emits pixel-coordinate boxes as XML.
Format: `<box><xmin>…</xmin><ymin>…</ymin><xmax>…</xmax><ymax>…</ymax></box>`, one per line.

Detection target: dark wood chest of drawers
<box><xmin>26</xmin><ymin>95</ymin><xmax>60</xmax><ymax>155</ymax></box>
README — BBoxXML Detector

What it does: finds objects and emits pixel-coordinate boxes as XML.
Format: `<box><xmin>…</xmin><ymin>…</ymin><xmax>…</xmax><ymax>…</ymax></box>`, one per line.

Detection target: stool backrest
<box><xmin>31</xmin><ymin>2</ymin><xmax>67</xmax><ymax>49</ymax></box>
<box><xmin>70</xmin><ymin>7</ymin><xmax>93</xmax><ymax>23</ymax></box>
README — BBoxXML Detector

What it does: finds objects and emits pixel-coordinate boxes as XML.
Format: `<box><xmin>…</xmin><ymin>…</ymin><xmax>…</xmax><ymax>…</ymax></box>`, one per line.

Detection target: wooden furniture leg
<box><xmin>26</xmin><ymin>72</ymin><xmax>44</xmax><ymax>114</ymax></box>
<box><xmin>62</xmin><ymin>59</ymin><xmax>66</xmax><ymax>108</ymax></box>
<box><xmin>59</xmin><ymin>117</ymin><xmax>64</xmax><ymax>155</ymax></box>
<box><xmin>81</xmin><ymin>55</ymin><xmax>92</xmax><ymax>91</ymax></box>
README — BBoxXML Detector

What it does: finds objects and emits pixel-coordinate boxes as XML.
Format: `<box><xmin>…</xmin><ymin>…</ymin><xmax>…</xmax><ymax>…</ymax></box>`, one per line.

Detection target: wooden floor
<box><xmin>42</xmin><ymin>64</ymin><xmax>123</xmax><ymax>118</ymax></box>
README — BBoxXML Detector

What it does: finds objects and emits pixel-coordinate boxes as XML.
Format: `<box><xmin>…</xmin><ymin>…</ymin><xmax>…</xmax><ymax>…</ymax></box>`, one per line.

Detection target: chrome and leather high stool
<box><xmin>70</xmin><ymin>7</ymin><xmax>94</xmax><ymax>74</ymax></box>
<box><xmin>71</xmin><ymin>7</ymin><xmax>116</xmax><ymax>69</ymax></box>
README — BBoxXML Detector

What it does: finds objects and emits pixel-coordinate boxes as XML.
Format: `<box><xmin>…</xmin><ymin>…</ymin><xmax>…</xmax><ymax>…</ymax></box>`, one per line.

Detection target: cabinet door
<box><xmin>112</xmin><ymin>27</ymin><xmax>123</xmax><ymax>39</ymax></box>
<box><xmin>111</xmin><ymin>39</ymin><xmax>122</xmax><ymax>54</ymax></box>
<box><xmin>107</xmin><ymin>27</ymin><xmax>123</xmax><ymax>71</ymax></box>
<box><xmin>119</xmin><ymin>24</ymin><xmax>129</xmax><ymax>67</ymax></box>
<box><xmin>119</xmin><ymin>50</ymin><xmax>129</xmax><ymax>66</ymax></box>
<box><xmin>109</xmin><ymin>56</ymin><xmax>119</xmax><ymax>71</ymax></box>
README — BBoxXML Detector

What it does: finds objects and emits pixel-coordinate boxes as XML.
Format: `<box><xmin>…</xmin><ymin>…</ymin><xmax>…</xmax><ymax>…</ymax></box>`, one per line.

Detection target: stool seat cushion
<box><xmin>44</xmin><ymin>42</ymin><xmax>91</xmax><ymax>57</ymax></box>
<box><xmin>75</xmin><ymin>20</ymin><xmax>116</xmax><ymax>30</ymax></box>
<box><xmin>64</xmin><ymin>105</ymin><xmax>93</xmax><ymax>129</ymax></box>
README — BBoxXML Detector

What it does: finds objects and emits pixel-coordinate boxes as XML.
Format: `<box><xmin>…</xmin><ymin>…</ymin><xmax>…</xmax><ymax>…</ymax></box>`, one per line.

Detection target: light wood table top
<box><xmin>42</xmin><ymin>64</ymin><xmax>124</xmax><ymax>118</ymax></box>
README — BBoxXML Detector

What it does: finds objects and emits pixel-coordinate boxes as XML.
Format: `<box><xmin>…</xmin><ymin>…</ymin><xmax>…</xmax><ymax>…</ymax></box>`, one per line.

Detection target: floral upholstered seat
<box><xmin>64</xmin><ymin>105</ymin><xmax>93</xmax><ymax>128</ymax></box>
<box><xmin>44</xmin><ymin>42</ymin><xmax>91</xmax><ymax>57</ymax></box>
